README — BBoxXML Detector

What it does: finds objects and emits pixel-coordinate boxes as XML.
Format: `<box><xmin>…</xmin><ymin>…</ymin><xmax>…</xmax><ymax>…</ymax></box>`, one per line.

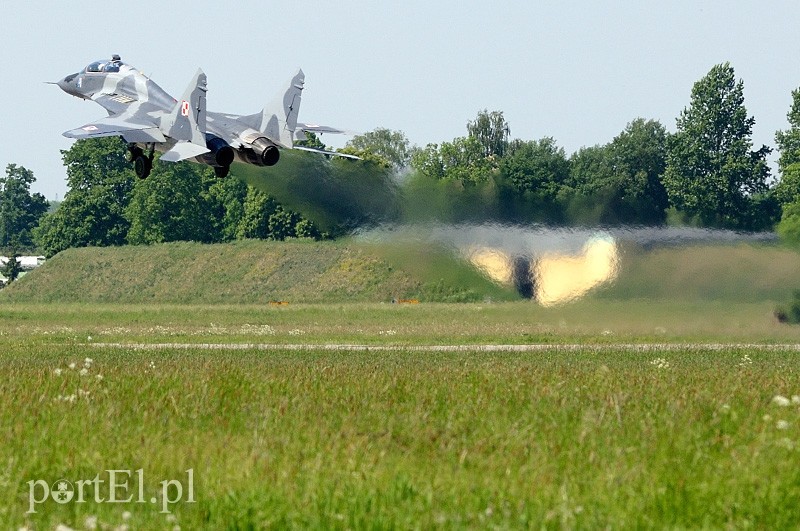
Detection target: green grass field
<box><xmin>4</xmin><ymin>240</ymin><xmax>800</xmax><ymax>528</ymax></box>
<box><xmin>3</xmin><ymin>302</ymin><xmax>800</xmax><ymax>529</ymax></box>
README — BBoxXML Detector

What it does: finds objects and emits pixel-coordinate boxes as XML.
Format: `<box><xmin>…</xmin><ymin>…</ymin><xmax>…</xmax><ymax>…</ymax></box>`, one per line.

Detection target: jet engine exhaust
<box><xmin>203</xmin><ymin>135</ymin><xmax>235</xmax><ymax>168</ymax></box>
<box><xmin>243</xmin><ymin>137</ymin><xmax>280</xmax><ymax>166</ymax></box>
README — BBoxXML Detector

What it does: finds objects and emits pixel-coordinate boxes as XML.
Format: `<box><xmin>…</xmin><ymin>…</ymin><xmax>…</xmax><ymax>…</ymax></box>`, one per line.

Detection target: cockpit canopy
<box><xmin>85</xmin><ymin>55</ymin><xmax>126</xmax><ymax>74</ymax></box>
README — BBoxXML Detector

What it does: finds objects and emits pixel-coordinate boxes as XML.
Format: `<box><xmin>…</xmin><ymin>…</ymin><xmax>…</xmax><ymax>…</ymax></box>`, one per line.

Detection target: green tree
<box><xmin>605</xmin><ymin>118</ymin><xmax>669</xmax><ymax>224</ymax></box>
<box><xmin>0</xmin><ymin>164</ymin><xmax>48</xmax><ymax>249</ymax></box>
<box><xmin>775</xmin><ymin>88</ymin><xmax>800</xmax><ymax>174</ymax></box>
<box><xmin>0</xmin><ymin>247</ymin><xmax>21</xmax><ymax>284</ymax></box>
<box><xmin>493</xmin><ymin>138</ymin><xmax>571</xmax><ymax>222</ymax></box>
<box><xmin>774</xmin><ymin>89</ymin><xmax>800</xmax><ymax>216</ymax></box>
<box><xmin>205</xmin><ymin>176</ymin><xmax>248</xmax><ymax>242</ymax></box>
<box><xmin>775</xmin><ymin>163</ymin><xmax>800</xmax><ymax>207</ymax></box>
<box><xmin>295</xmin><ymin>131</ymin><xmax>327</xmax><ymax>151</ymax></box>
<box><xmin>411</xmin><ymin>136</ymin><xmax>494</xmax><ymax>186</ymax></box>
<box><xmin>125</xmin><ymin>161</ymin><xmax>224</xmax><ymax>244</ymax></box>
<box><xmin>236</xmin><ymin>187</ymin><xmax>319</xmax><ymax>240</ymax></box>
<box><xmin>572</xmin><ymin>118</ymin><xmax>742</xmax><ymax>226</ymax></box>
<box><xmin>345</xmin><ymin>128</ymin><xmax>414</xmax><ymax>171</ymax></box>
<box><xmin>237</xmin><ymin>187</ymin><xmax>280</xmax><ymax>239</ymax></box>
<box><xmin>467</xmin><ymin>110</ymin><xmax>510</xmax><ymax>158</ymax></box>
<box><xmin>569</xmin><ymin>144</ymin><xmax>614</xmax><ymax>196</ymax></box>
<box><xmin>566</xmin><ymin>144</ymin><xmax>615</xmax><ymax>223</ymax></box>
<box><xmin>663</xmin><ymin>63</ymin><xmax>772</xmax><ymax>229</ymax></box>
<box><xmin>34</xmin><ymin>138</ymin><xmax>134</xmax><ymax>256</ymax></box>
<box><xmin>499</xmin><ymin>137</ymin><xmax>570</xmax><ymax>202</ymax></box>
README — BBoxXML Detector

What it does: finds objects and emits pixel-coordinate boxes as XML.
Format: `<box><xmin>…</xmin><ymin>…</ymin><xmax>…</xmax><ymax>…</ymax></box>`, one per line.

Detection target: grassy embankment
<box><xmin>1</xmin><ymin>239</ymin><xmax>516</xmax><ymax>304</ymax></box>
<box><xmin>4</xmin><ymin>238</ymin><xmax>800</xmax><ymax>307</ymax></box>
<box><xmin>599</xmin><ymin>242</ymin><xmax>800</xmax><ymax>303</ymax></box>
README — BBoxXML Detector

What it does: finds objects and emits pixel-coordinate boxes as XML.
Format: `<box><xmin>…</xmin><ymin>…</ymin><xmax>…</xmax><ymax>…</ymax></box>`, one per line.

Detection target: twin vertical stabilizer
<box><xmin>160</xmin><ymin>68</ymin><xmax>210</xmax><ymax>162</ymax></box>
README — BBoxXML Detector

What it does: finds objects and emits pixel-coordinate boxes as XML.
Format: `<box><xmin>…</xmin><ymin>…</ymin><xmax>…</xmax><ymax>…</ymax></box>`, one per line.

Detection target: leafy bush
<box><xmin>777</xmin><ymin>202</ymin><xmax>800</xmax><ymax>246</ymax></box>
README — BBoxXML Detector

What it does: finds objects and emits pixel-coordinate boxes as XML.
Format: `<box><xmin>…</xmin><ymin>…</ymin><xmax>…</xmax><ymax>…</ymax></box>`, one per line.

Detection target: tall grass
<box><xmin>3</xmin><ymin>295</ymin><xmax>800</xmax><ymax>527</ymax></box>
<box><xmin>6</xmin><ymin>343</ymin><xmax>800</xmax><ymax>528</ymax></box>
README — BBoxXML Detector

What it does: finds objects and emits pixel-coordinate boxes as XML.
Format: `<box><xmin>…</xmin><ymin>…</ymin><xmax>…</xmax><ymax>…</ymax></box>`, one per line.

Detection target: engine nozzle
<box><xmin>204</xmin><ymin>135</ymin><xmax>235</xmax><ymax>167</ymax></box>
<box><xmin>244</xmin><ymin>137</ymin><xmax>280</xmax><ymax>166</ymax></box>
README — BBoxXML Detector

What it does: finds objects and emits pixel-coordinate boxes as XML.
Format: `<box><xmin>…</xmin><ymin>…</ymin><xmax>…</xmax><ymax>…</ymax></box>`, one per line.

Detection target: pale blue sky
<box><xmin>2</xmin><ymin>1</ymin><xmax>799</xmax><ymax>199</ymax></box>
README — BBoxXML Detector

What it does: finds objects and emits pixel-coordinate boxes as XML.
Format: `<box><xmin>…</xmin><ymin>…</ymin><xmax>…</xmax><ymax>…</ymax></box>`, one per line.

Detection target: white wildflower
<box><xmin>96</xmin><ymin>374</ymin><xmax>104</xmax><ymax>381</ymax></box>
<box><xmin>777</xmin><ymin>420</ymin><xmax>790</xmax><ymax>430</ymax></box>
<box><xmin>738</xmin><ymin>354</ymin><xmax>753</xmax><ymax>367</ymax></box>
<box><xmin>53</xmin><ymin>368</ymin><xmax>62</xmax><ymax>376</ymax></box>
<box><xmin>84</xmin><ymin>357</ymin><xmax>93</xmax><ymax>366</ymax></box>
<box><xmin>165</xmin><ymin>514</ymin><xmax>178</xmax><ymax>523</ymax></box>
<box><xmin>87</xmin><ymin>336</ymin><xmax>92</xmax><ymax>342</ymax></box>
<box><xmin>650</xmin><ymin>358</ymin><xmax>670</xmax><ymax>369</ymax></box>
<box><xmin>55</xmin><ymin>525</ymin><xmax>75</xmax><ymax>531</ymax></box>
<box><xmin>122</xmin><ymin>510</ymin><xmax>132</xmax><ymax>521</ymax></box>
<box><xmin>79</xmin><ymin>368</ymin><xmax>88</xmax><ymax>376</ymax></box>
<box><xmin>55</xmin><ymin>394</ymin><xmax>76</xmax><ymax>403</ymax></box>
<box><xmin>792</xmin><ymin>395</ymin><xmax>800</xmax><ymax>405</ymax></box>
<box><xmin>720</xmin><ymin>404</ymin><xmax>731</xmax><ymax>413</ymax></box>
<box><xmin>763</xmin><ymin>414</ymin><xmax>773</xmax><ymax>422</ymax></box>
<box><xmin>773</xmin><ymin>395</ymin><xmax>791</xmax><ymax>407</ymax></box>
<box><xmin>68</xmin><ymin>362</ymin><xmax>76</xmax><ymax>370</ymax></box>
<box><xmin>84</xmin><ymin>515</ymin><xmax>98</xmax><ymax>530</ymax></box>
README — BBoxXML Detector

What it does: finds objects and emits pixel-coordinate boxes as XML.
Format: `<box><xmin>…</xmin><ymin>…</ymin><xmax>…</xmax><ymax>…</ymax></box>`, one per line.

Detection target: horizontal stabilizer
<box><xmin>292</xmin><ymin>145</ymin><xmax>361</xmax><ymax>160</ymax></box>
<box><xmin>160</xmin><ymin>142</ymin><xmax>210</xmax><ymax>162</ymax></box>
<box><xmin>296</xmin><ymin>123</ymin><xmax>354</xmax><ymax>136</ymax></box>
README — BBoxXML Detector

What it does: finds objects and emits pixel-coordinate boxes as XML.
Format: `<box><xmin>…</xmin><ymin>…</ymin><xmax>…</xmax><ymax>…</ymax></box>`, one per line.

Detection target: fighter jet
<box><xmin>55</xmin><ymin>55</ymin><xmax>356</xmax><ymax>179</ymax></box>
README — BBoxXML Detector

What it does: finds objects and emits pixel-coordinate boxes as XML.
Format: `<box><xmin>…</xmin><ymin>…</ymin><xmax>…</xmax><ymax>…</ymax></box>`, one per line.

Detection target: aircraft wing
<box><xmin>63</xmin><ymin>116</ymin><xmax>166</xmax><ymax>143</ymax></box>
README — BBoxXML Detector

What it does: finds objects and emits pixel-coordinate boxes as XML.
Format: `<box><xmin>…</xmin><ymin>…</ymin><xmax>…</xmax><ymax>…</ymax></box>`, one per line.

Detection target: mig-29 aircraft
<box><xmin>54</xmin><ymin>55</ymin><xmax>356</xmax><ymax>178</ymax></box>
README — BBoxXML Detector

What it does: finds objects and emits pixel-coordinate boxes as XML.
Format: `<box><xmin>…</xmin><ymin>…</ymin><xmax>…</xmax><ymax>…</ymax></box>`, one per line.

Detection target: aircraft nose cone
<box><xmin>57</xmin><ymin>73</ymin><xmax>82</xmax><ymax>97</ymax></box>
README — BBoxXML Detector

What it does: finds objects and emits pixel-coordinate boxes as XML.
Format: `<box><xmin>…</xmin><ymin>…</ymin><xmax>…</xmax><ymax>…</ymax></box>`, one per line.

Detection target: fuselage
<box><xmin>57</xmin><ymin>58</ymin><xmax>282</xmax><ymax>173</ymax></box>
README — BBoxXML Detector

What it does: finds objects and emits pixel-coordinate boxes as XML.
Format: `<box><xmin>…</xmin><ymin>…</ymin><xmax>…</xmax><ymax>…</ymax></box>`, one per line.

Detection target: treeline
<box><xmin>349</xmin><ymin>62</ymin><xmax>786</xmax><ymax>231</ymax></box>
<box><xmin>52</xmin><ymin>138</ymin><xmax>324</xmax><ymax>256</ymax></box>
<box><xmin>4</xmin><ymin>61</ymin><xmax>800</xmax><ymax>262</ymax></box>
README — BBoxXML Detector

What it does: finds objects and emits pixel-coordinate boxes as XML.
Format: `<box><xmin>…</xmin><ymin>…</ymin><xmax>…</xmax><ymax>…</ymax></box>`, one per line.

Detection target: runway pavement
<box><xmin>88</xmin><ymin>342</ymin><xmax>800</xmax><ymax>352</ymax></box>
